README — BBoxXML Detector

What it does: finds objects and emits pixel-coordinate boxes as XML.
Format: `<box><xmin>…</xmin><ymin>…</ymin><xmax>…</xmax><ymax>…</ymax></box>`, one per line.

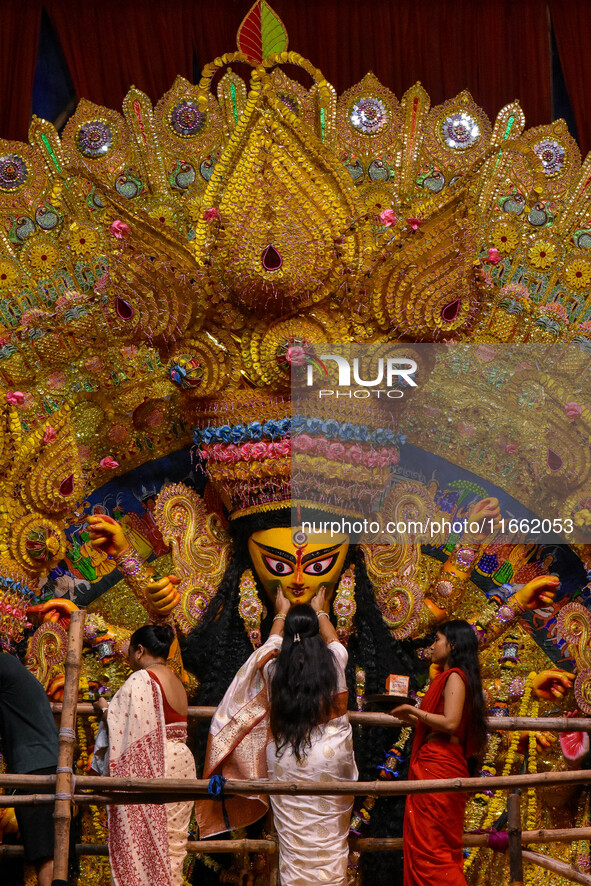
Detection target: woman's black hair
<box><xmin>438</xmin><ymin>619</ymin><xmax>487</xmax><ymax>756</ymax></box>
<box><xmin>130</xmin><ymin>623</ymin><xmax>175</xmax><ymax>659</ymax></box>
<box><xmin>180</xmin><ymin>508</ymin><xmax>423</xmax><ymax>885</ymax></box>
<box><xmin>269</xmin><ymin>604</ymin><xmax>338</xmax><ymax>763</ymax></box>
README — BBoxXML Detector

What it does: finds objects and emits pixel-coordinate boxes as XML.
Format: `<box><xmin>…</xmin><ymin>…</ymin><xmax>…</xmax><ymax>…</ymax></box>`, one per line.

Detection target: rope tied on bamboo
<box><xmin>58</xmin><ymin>727</ymin><xmax>76</xmax><ymax>741</ymax></box>
<box><xmin>55</xmin><ymin>767</ymin><xmax>76</xmax><ymax>800</ymax></box>
<box><xmin>208</xmin><ymin>775</ymin><xmax>230</xmax><ymax>831</ymax></box>
<box><xmin>469</xmin><ymin>829</ymin><xmax>510</xmax><ymax>851</ymax></box>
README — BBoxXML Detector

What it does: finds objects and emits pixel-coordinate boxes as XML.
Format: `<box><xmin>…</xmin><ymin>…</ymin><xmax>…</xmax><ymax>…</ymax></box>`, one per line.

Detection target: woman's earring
<box><xmin>238</xmin><ymin>569</ymin><xmax>262</xmax><ymax>649</ymax></box>
<box><xmin>332</xmin><ymin>565</ymin><xmax>356</xmax><ymax>645</ymax></box>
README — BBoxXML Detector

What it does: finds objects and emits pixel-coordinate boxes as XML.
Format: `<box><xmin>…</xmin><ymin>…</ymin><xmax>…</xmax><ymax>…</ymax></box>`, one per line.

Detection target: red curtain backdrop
<box><xmin>549</xmin><ymin>0</ymin><xmax>591</xmax><ymax>157</ymax></box>
<box><xmin>0</xmin><ymin>0</ymin><xmax>43</xmax><ymax>142</ymax></box>
<box><xmin>0</xmin><ymin>0</ymin><xmax>563</xmax><ymax>148</ymax></box>
<box><xmin>44</xmin><ymin>0</ymin><xmax>193</xmax><ymax>114</ymax></box>
<box><xmin>186</xmin><ymin>0</ymin><xmax>552</xmax><ymax>128</ymax></box>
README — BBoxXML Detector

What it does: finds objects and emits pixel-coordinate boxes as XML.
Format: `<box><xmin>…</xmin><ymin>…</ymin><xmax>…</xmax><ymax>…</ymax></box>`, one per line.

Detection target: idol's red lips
<box><xmin>288</xmin><ymin>587</ymin><xmax>306</xmax><ymax>597</ymax></box>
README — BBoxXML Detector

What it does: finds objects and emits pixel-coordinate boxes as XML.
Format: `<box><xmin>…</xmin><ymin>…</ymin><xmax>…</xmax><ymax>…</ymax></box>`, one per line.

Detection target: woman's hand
<box><xmin>93</xmin><ymin>698</ymin><xmax>109</xmax><ymax>720</ymax></box>
<box><xmin>311</xmin><ymin>585</ymin><xmax>327</xmax><ymax>613</ymax></box>
<box><xmin>87</xmin><ymin>514</ymin><xmax>129</xmax><ymax>557</ymax></box>
<box><xmin>275</xmin><ymin>586</ymin><xmax>290</xmax><ymax>617</ymax></box>
<box><xmin>390</xmin><ymin>703</ymin><xmax>418</xmax><ymax>724</ymax></box>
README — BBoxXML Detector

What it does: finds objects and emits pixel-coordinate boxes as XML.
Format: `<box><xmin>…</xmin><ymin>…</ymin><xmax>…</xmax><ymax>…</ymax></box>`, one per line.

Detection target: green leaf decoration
<box><xmin>236</xmin><ymin>1</ymin><xmax>289</xmax><ymax>64</ymax></box>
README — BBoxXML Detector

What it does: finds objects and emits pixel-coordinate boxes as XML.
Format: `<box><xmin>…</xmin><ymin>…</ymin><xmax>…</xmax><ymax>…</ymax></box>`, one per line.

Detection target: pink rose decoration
<box><xmin>314</xmin><ymin>438</ymin><xmax>330</xmax><ymax>458</ymax></box>
<box><xmin>240</xmin><ymin>443</ymin><xmax>253</xmax><ymax>460</ymax></box>
<box><xmin>273</xmin><ymin>440</ymin><xmax>291</xmax><ymax>457</ymax></box>
<box><xmin>389</xmin><ymin>450</ymin><xmax>400</xmax><ymax>465</ymax></box>
<box><xmin>486</xmin><ymin>247</ymin><xmax>502</xmax><ymax>265</ymax></box>
<box><xmin>43</xmin><ymin>426</ymin><xmax>57</xmax><ymax>444</ymax></box>
<box><xmin>286</xmin><ymin>345</ymin><xmax>307</xmax><ymax>366</ymax></box>
<box><xmin>6</xmin><ymin>391</ymin><xmax>24</xmax><ymax>405</ymax></box>
<box><xmin>380</xmin><ymin>209</ymin><xmax>398</xmax><ymax>227</ymax></box>
<box><xmin>363</xmin><ymin>451</ymin><xmax>379</xmax><ymax>468</ymax></box>
<box><xmin>250</xmin><ymin>442</ymin><xmax>268</xmax><ymax>460</ymax></box>
<box><xmin>293</xmin><ymin>434</ymin><xmax>315</xmax><ymax>454</ymax></box>
<box><xmin>99</xmin><ymin>456</ymin><xmax>119</xmax><ymax>469</ymax></box>
<box><xmin>564</xmin><ymin>401</ymin><xmax>582</xmax><ymax>420</ymax></box>
<box><xmin>504</xmin><ymin>443</ymin><xmax>518</xmax><ymax>454</ymax></box>
<box><xmin>406</xmin><ymin>217</ymin><xmax>424</xmax><ymax>232</ymax></box>
<box><xmin>327</xmin><ymin>442</ymin><xmax>345</xmax><ymax>460</ymax></box>
<box><xmin>348</xmin><ymin>444</ymin><xmax>363</xmax><ymax>465</ymax></box>
<box><xmin>110</xmin><ymin>220</ymin><xmax>130</xmax><ymax>240</ymax></box>
<box><xmin>203</xmin><ymin>208</ymin><xmax>221</xmax><ymax>222</ymax></box>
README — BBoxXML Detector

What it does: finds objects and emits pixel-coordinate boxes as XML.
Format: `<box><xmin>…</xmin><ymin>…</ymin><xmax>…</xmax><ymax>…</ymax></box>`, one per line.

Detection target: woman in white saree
<box><xmin>94</xmin><ymin>623</ymin><xmax>196</xmax><ymax>886</ymax></box>
<box><xmin>196</xmin><ymin>588</ymin><xmax>358</xmax><ymax>886</ymax></box>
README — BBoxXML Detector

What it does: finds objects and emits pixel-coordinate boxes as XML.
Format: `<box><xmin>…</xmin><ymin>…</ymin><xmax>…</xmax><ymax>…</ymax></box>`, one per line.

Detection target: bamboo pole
<box><xmin>52</xmin><ymin>610</ymin><xmax>85</xmax><ymax>886</ymax></box>
<box><xmin>71</xmin><ymin>765</ymin><xmax>591</xmax><ymax>796</ymax></box>
<box><xmin>3</xmin><ymin>764</ymin><xmax>591</xmax><ymax>798</ymax></box>
<box><xmin>0</xmin><ymin>839</ymin><xmax>277</xmax><ymax>858</ymax></box>
<box><xmin>49</xmin><ymin>704</ymin><xmax>591</xmax><ymax>732</ymax></box>
<box><xmin>4</xmin><ymin>824</ymin><xmax>591</xmax><ymax>859</ymax></box>
<box><xmin>508</xmin><ymin>790</ymin><xmax>523</xmax><ymax>886</ymax></box>
<box><xmin>522</xmin><ymin>850</ymin><xmax>591</xmax><ymax>886</ymax></box>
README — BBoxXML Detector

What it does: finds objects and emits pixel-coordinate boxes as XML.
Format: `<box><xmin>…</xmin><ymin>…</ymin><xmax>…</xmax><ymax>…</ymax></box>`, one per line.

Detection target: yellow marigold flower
<box><xmin>491</xmin><ymin>223</ymin><xmax>518</xmax><ymax>254</ymax></box>
<box><xmin>0</xmin><ymin>261</ymin><xmax>19</xmax><ymax>288</ymax></box>
<box><xmin>25</xmin><ymin>240</ymin><xmax>60</xmax><ymax>273</ymax></box>
<box><xmin>528</xmin><ymin>240</ymin><xmax>556</xmax><ymax>269</ymax></box>
<box><xmin>565</xmin><ymin>258</ymin><xmax>591</xmax><ymax>290</ymax></box>
<box><xmin>148</xmin><ymin>204</ymin><xmax>176</xmax><ymax>226</ymax></box>
<box><xmin>68</xmin><ymin>224</ymin><xmax>99</xmax><ymax>256</ymax></box>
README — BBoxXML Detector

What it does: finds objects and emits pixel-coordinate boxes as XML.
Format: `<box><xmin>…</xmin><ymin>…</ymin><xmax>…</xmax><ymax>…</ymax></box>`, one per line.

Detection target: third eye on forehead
<box><xmin>253</xmin><ymin>540</ymin><xmax>344</xmax><ymax>564</ymax></box>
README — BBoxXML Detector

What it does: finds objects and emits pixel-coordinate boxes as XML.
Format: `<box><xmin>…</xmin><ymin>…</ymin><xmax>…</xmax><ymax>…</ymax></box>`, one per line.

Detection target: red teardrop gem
<box><xmin>116</xmin><ymin>297</ymin><xmax>134</xmax><ymax>320</ymax></box>
<box><xmin>59</xmin><ymin>473</ymin><xmax>75</xmax><ymax>497</ymax></box>
<box><xmin>547</xmin><ymin>449</ymin><xmax>563</xmax><ymax>472</ymax></box>
<box><xmin>441</xmin><ymin>298</ymin><xmax>460</xmax><ymax>322</ymax></box>
<box><xmin>262</xmin><ymin>245</ymin><xmax>282</xmax><ymax>271</ymax></box>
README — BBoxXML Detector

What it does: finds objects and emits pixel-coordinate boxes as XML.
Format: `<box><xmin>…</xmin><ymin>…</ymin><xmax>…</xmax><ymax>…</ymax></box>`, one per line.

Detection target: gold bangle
<box><xmin>273</xmin><ymin>615</ymin><xmax>286</xmax><ymax>621</ymax></box>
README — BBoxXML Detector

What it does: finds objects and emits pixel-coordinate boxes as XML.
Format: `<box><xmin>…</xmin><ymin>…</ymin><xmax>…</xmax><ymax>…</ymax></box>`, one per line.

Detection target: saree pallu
<box><xmin>107</xmin><ymin>670</ymin><xmax>196</xmax><ymax>886</ymax></box>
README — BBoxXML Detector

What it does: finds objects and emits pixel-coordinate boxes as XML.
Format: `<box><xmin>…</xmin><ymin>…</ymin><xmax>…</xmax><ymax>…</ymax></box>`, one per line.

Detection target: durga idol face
<box><xmin>247</xmin><ymin>526</ymin><xmax>349</xmax><ymax>606</ymax></box>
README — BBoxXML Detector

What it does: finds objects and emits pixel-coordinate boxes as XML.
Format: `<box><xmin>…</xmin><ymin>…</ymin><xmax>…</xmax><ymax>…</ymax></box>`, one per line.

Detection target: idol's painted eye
<box><xmin>303</xmin><ymin>555</ymin><xmax>338</xmax><ymax>576</ymax></box>
<box><xmin>262</xmin><ymin>556</ymin><xmax>294</xmax><ymax>576</ymax></box>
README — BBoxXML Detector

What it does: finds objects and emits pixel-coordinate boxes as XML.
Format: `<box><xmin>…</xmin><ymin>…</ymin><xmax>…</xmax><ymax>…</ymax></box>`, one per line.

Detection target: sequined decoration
<box><xmin>533</xmin><ymin>138</ymin><xmax>565</xmax><ymax>175</ymax></box>
<box><xmin>0</xmin><ymin>153</ymin><xmax>28</xmax><ymax>190</ymax></box>
<box><xmin>76</xmin><ymin>120</ymin><xmax>114</xmax><ymax>157</ymax></box>
<box><xmin>169</xmin><ymin>101</ymin><xmax>207</xmax><ymax>137</ymax></box>
<box><xmin>442</xmin><ymin>112</ymin><xmax>481</xmax><ymax>150</ymax></box>
<box><xmin>349</xmin><ymin>96</ymin><xmax>389</xmax><ymax>134</ymax></box>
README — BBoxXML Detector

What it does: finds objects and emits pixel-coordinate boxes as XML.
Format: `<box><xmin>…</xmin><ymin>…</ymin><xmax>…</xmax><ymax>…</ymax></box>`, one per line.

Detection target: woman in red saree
<box><xmin>391</xmin><ymin>620</ymin><xmax>487</xmax><ymax>886</ymax></box>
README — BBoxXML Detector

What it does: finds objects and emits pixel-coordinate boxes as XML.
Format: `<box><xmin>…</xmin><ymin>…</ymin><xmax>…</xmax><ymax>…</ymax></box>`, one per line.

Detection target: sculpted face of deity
<box><xmin>247</xmin><ymin>526</ymin><xmax>349</xmax><ymax>606</ymax></box>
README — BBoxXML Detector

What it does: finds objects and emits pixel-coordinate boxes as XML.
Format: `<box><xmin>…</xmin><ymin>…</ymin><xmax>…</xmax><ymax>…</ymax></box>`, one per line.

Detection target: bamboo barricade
<box><xmin>4</xmin><ymin>614</ymin><xmax>591</xmax><ymax>883</ymax></box>
<box><xmin>4</xmin><ymin>827</ymin><xmax>591</xmax><ymax>854</ymax></box>
<box><xmin>508</xmin><ymin>790</ymin><xmax>523</xmax><ymax>886</ymax></box>
<box><xmin>51</xmin><ymin>609</ymin><xmax>85</xmax><ymax>886</ymax></box>
<box><xmin>50</xmin><ymin>703</ymin><xmax>591</xmax><ymax>733</ymax></box>
<box><xmin>1</xmin><ymin>764</ymin><xmax>591</xmax><ymax>799</ymax></box>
